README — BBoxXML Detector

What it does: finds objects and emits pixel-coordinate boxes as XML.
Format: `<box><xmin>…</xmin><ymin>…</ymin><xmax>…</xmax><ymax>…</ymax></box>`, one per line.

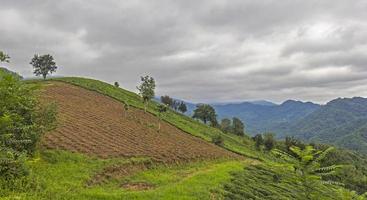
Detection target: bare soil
<box><xmin>41</xmin><ymin>82</ymin><xmax>241</xmax><ymax>163</ymax></box>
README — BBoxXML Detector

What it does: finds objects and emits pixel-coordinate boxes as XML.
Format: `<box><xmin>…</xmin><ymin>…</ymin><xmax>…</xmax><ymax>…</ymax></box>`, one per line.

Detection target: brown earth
<box><xmin>41</xmin><ymin>82</ymin><xmax>241</xmax><ymax>163</ymax></box>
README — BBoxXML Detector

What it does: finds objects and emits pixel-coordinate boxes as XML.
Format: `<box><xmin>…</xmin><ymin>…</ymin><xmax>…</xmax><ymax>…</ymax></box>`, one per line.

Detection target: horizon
<box><xmin>1</xmin><ymin>1</ymin><xmax>367</xmax><ymax>103</ymax></box>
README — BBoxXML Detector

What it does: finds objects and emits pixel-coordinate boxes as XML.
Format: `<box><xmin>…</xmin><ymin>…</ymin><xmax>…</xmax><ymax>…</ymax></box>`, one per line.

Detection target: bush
<box><xmin>263</xmin><ymin>133</ymin><xmax>276</xmax><ymax>151</ymax></box>
<box><xmin>212</xmin><ymin>135</ymin><xmax>224</xmax><ymax>146</ymax></box>
<box><xmin>0</xmin><ymin>74</ymin><xmax>57</xmax><ymax>181</ymax></box>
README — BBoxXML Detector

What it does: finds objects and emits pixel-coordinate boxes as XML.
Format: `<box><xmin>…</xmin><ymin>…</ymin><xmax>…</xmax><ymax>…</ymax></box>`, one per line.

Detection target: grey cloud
<box><xmin>0</xmin><ymin>0</ymin><xmax>367</xmax><ymax>104</ymax></box>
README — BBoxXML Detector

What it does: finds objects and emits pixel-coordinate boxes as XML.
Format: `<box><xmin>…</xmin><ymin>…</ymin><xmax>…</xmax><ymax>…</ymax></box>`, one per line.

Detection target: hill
<box><xmin>285</xmin><ymin>97</ymin><xmax>367</xmax><ymax>154</ymax></box>
<box><xmin>41</xmin><ymin>82</ymin><xmax>240</xmax><ymax>162</ymax></box>
<box><xmin>0</xmin><ymin>67</ymin><xmax>22</xmax><ymax>79</ymax></box>
<box><xmin>2</xmin><ymin>76</ymin><xmax>366</xmax><ymax>199</ymax></box>
<box><xmin>213</xmin><ymin>100</ymin><xmax>320</xmax><ymax>134</ymax></box>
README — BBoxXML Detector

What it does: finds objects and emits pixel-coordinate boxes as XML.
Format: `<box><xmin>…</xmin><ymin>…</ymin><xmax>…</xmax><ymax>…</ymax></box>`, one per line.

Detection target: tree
<box><xmin>161</xmin><ymin>95</ymin><xmax>173</xmax><ymax>107</ymax></box>
<box><xmin>273</xmin><ymin>146</ymin><xmax>342</xmax><ymax>199</ymax></box>
<box><xmin>0</xmin><ymin>51</ymin><xmax>10</xmax><ymax>63</ymax></box>
<box><xmin>192</xmin><ymin>104</ymin><xmax>217</xmax><ymax>126</ymax></box>
<box><xmin>136</xmin><ymin>75</ymin><xmax>156</xmax><ymax>112</ymax></box>
<box><xmin>114</xmin><ymin>82</ymin><xmax>119</xmax><ymax>88</ymax></box>
<box><xmin>30</xmin><ymin>54</ymin><xmax>58</xmax><ymax>80</ymax></box>
<box><xmin>0</xmin><ymin>74</ymin><xmax>57</xmax><ymax>180</ymax></box>
<box><xmin>232</xmin><ymin>117</ymin><xmax>245</xmax><ymax>136</ymax></box>
<box><xmin>220</xmin><ymin>118</ymin><xmax>232</xmax><ymax>133</ymax></box>
<box><xmin>252</xmin><ymin>134</ymin><xmax>264</xmax><ymax>150</ymax></box>
<box><xmin>172</xmin><ymin>100</ymin><xmax>180</xmax><ymax>111</ymax></box>
<box><xmin>264</xmin><ymin>133</ymin><xmax>276</xmax><ymax>151</ymax></box>
<box><xmin>157</xmin><ymin>104</ymin><xmax>167</xmax><ymax>132</ymax></box>
<box><xmin>178</xmin><ymin>101</ymin><xmax>187</xmax><ymax>114</ymax></box>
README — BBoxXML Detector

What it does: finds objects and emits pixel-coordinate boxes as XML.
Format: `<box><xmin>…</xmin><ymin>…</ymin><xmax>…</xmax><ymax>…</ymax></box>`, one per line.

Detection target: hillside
<box><xmin>0</xmin><ymin>67</ymin><xmax>22</xmax><ymax>79</ymax></box>
<box><xmin>41</xmin><ymin>82</ymin><xmax>239</xmax><ymax>162</ymax></box>
<box><xmin>285</xmin><ymin>97</ymin><xmax>367</xmax><ymax>154</ymax></box>
<box><xmin>2</xmin><ymin>76</ymin><xmax>366</xmax><ymax>199</ymax></box>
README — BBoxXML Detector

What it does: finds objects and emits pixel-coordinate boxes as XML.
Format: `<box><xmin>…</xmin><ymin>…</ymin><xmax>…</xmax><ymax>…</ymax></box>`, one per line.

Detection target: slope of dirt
<box><xmin>41</xmin><ymin>82</ymin><xmax>241</xmax><ymax>163</ymax></box>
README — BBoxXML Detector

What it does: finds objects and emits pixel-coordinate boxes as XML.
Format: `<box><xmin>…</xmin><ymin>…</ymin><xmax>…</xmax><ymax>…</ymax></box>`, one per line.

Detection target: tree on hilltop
<box><xmin>192</xmin><ymin>104</ymin><xmax>218</xmax><ymax>127</ymax></box>
<box><xmin>114</xmin><ymin>82</ymin><xmax>119</xmax><ymax>87</ymax></box>
<box><xmin>137</xmin><ymin>75</ymin><xmax>155</xmax><ymax>112</ymax></box>
<box><xmin>30</xmin><ymin>54</ymin><xmax>58</xmax><ymax>80</ymax></box>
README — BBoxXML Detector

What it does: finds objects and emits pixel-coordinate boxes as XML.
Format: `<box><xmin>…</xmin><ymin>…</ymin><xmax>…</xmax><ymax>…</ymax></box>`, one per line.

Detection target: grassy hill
<box><xmin>2</xmin><ymin>77</ymin><xmax>366</xmax><ymax>199</ymax></box>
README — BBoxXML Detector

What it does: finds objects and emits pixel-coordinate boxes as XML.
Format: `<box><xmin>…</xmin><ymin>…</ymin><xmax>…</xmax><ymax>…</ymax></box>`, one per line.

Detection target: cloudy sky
<box><xmin>1</xmin><ymin>0</ymin><xmax>367</xmax><ymax>104</ymax></box>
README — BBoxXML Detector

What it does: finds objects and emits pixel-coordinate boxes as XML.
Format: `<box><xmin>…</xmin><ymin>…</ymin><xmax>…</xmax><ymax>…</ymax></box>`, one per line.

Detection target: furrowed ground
<box><xmin>41</xmin><ymin>82</ymin><xmax>240</xmax><ymax>163</ymax></box>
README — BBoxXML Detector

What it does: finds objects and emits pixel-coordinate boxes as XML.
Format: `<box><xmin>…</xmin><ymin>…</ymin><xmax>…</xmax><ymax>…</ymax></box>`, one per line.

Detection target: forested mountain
<box><xmin>285</xmin><ymin>97</ymin><xmax>367</xmax><ymax>154</ymax></box>
<box><xmin>213</xmin><ymin>100</ymin><xmax>320</xmax><ymax>134</ymax></box>
<box><xmin>181</xmin><ymin>97</ymin><xmax>367</xmax><ymax>155</ymax></box>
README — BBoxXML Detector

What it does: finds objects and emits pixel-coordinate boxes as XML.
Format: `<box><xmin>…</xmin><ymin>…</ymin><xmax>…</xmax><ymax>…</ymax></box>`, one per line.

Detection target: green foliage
<box><xmin>2</xmin><ymin>150</ymin><xmax>246</xmax><ymax>200</ymax></box>
<box><xmin>137</xmin><ymin>75</ymin><xmax>155</xmax><ymax>112</ymax></box>
<box><xmin>0</xmin><ymin>51</ymin><xmax>10</xmax><ymax>63</ymax></box>
<box><xmin>232</xmin><ymin>117</ymin><xmax>245</xmax><ymax>136</ymax></box>
<box><xmin>252</xmin><ymin>134</ymin><xmax>264</xmax><ymax>150</ymax></box>
<box><xmin>193</xmin><ymin>104</ymin><xmax>218</xmax><ymax>126</ymax></box>
<box><xmin>160</xmin><ymin>95</ymin><xmax>173</xmax><ymax>107</ymax></box>
<box><xmin>0</xmin><ymin>74</ymin><xmax>57</xmax><ymax>181</ymax></box>
<box><xmin>223</xmin><ymin>163</ymin><xmax>354</xmax><ymax>200</ymax></box>
<box><xmin>178</xmin><ymin>101</ymin><xmax>187</xmax><ymax>114</ymax></box>
<box><xmin>273</xmin><ymin>146</ymin><xmax>343</xmax><ymax>199</ymax></box>
<box><xmin>30</xmin><ymin>54</ymin><xmax>58</xmax><ymax>80</ymax></box>
<box><xmin>220</xmin><ymin>118</ymin><xmax>232</xmax><ymax>133</ymax></box>
<box><xmin>264</xmin><ymin>133</ymin><xmax>276</xmax><ymax>151</ymax></box>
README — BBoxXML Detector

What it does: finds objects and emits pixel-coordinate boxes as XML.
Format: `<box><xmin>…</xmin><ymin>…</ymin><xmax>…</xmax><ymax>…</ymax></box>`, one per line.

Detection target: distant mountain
<box><xmin>250</xmin><ymin>100</ymin><xmax>277</xmax><ymax>106</ymax></box>
<box><xmin>213</xmin><ymin>100</ymin><xmax>320</xmax><ymax>135</ymax></box>
<box><xmin>285</xmin><ymin>97</ymin><xmax>367</xmax><ymax>154</ymax></box>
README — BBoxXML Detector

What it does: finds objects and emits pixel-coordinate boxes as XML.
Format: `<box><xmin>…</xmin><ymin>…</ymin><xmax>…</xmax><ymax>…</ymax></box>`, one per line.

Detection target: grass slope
<box><xmin>2</xmin><ymin>150</ymin><xmax>249</xmax><ymax>200</ymax></box>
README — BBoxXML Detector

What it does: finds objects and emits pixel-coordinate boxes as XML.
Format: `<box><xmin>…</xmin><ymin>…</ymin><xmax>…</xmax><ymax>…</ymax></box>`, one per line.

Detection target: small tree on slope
<box><xmin>157</xmin><ymin>104</ymin><xmax>167</xmax><ymax>132</ymax></box>
<box><xmin>137</xmin><ymin>76</ymin><xmax>155</xmax><ymax>112</ymax></box>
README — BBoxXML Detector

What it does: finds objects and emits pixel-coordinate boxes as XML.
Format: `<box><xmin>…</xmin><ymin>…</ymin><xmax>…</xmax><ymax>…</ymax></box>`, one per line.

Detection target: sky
<box><xmin>1</xmin><ymin>0</ymin><xmax>367</xmax><ymax>104</ymax></box>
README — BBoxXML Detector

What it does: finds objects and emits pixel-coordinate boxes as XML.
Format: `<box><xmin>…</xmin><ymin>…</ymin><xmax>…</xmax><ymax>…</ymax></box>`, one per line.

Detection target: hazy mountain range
<box><xmin>171</xmin><ymin>97</ymin><xmax>367</xmax><ymax>154</ymax></box>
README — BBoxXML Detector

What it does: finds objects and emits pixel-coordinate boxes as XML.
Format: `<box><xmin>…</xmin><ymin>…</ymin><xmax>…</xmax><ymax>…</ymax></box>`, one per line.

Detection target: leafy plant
<box><xmin>273</xmin><ymin>145</ymin><xmax>342</xmax><ymax>199</ymax></box>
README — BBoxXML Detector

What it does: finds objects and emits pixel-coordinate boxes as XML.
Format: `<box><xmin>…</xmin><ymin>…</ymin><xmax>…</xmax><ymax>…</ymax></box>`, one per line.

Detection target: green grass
<box><xmin>1</xmin><ymin>150</ymin><xmax>250</xmax><ymax>200</ymax></box>
<box><xmin>49</xmin><ymin>77</ymin><xmax>263</xmax><ymax>160</ymax></box>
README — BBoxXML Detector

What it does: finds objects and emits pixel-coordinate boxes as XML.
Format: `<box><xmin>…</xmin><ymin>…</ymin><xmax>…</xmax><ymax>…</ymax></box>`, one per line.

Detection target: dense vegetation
<box><xmin>0</xmin><ymin>67</ymin><xmax>56</xmax><ymax>193</ymax></box>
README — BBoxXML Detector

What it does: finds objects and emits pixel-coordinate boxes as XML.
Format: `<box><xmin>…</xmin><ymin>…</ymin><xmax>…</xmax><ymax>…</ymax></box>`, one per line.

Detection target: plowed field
<box><xmin>41</xmin><ymin>82</ymin><xmax>241</xmax><ymax>163</ymax></box>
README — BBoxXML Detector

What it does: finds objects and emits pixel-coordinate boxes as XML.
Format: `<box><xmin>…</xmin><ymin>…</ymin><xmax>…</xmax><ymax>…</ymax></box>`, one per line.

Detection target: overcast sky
<box><xmin>1</xmin><ymin>0</ymin><xmax>367</xmax><ymax>103</ymax></box>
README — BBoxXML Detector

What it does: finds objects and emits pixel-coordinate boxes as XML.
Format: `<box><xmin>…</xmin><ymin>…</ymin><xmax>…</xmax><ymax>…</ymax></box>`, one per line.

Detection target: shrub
<box><xmin>212</xmin><ymin>135</ymin><xmax>224</xmax><ymax>146</ymax></box>
<box><xmin>0</xmin><ymin>74</ymin><xmax>57</xmax><ymax>181</ymax></box>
